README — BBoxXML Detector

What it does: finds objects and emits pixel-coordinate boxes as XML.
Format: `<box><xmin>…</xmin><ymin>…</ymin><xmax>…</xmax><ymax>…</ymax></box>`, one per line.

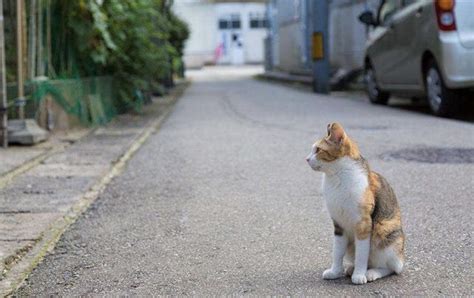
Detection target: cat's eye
<box><xmin>315</xmin><ymin>147</ymin><xmax>320</xmax><ymax>154</ymax></box>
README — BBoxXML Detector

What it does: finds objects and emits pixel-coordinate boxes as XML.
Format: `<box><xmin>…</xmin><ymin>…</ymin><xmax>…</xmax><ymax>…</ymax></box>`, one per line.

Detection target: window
<box><xmin>231</xmin><ymin>20</ymin><xmax>241</xmax><ymax>29</ymax></box>
<box><xmin>402</xmin><ymin>0</ymin><xmax>419</xmax><ymax>6</ymax></box>
<box><xmin>377</xmin><ymin>0</ymin><xmax>402</xmax><ymax>26</ymax></box>
<box><xmin>218</xmin><ymin>20</ymin><xmax>228</xmax><ymax>29</ymax></box>
<box><xmin>218</xmin><ymin>14</ymin><xmax>241</xmax><ymax>30</ymax></box>
<box><xmin>249</xmin><ymin>12</ymin><xmax>268</xmax><ymax>29</ymax></box>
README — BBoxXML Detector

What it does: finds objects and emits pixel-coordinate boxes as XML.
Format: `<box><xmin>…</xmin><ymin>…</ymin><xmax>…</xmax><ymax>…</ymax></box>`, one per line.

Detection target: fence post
<box><xmin>0</xmin><ymin>0</ymin><xmax>8</xmax><ymax>148</ymax></box>
<box><xmin>17</xmin><ymin>0</ymin><xmax>26</xmax><ymax>119</ymax></box>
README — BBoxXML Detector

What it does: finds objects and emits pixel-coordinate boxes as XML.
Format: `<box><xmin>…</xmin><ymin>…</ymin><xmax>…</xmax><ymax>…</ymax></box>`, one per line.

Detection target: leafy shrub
<box><xmin>50</xmin><ymin>0</ymin><xmax>189</xmax><ymax>108</ymax></box>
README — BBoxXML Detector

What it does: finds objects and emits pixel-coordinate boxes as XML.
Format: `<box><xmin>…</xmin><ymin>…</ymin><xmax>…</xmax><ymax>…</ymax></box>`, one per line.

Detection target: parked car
<box><xmin>358</xmin><ymin>0</ymin><xmax>474</xmax><ymax>117</ymax></box>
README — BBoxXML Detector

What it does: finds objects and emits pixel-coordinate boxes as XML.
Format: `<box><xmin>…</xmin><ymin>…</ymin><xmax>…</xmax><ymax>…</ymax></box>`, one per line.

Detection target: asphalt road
<box><xmin>17</xmin><ymin>66</ymin><xmax>473</xmax><ymax>296</ymax></box>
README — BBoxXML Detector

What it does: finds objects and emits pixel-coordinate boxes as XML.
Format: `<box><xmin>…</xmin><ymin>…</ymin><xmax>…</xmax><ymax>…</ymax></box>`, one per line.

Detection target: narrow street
<box><xmin>17</xmin><ymin>67</ymin><xmax>473</xmax><ymax>295</ymax></box>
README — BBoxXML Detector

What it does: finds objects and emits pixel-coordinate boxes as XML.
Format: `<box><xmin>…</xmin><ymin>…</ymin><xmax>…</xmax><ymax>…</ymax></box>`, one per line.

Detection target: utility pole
<box><xmin>0</xmin><ymin>0</ymin><xmax>8</xmax><ymax>148</ymax></box>
<box><xmin>310</xmin><ymin>0</ymin><xmax>330</xmax><ymax>94</ymax></box>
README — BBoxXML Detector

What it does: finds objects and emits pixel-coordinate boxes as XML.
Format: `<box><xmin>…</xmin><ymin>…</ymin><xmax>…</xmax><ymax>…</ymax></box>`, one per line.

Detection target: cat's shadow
<box><xmin>268</xmin><ymin>269</ymin><xmax>403</xmax><ymax>294</ymax></box>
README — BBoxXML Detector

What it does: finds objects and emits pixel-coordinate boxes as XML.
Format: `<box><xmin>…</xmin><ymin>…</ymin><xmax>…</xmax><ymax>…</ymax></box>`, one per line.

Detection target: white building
<box><xmin>173</xmin><ymin>0</ymin><xmax>267</xmax><ymax>69</ymax></box>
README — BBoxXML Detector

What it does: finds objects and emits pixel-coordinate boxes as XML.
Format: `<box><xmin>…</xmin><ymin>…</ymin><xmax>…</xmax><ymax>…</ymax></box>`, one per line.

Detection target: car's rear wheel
<box><xmin>424</xmin><ymin>60</ymin><xmax>458</xmax><ymax>117</ymax></box>
<box><xmin>365</xmin><ymin>64</ymin><xmax>390</xmax><ymax>105</ymax></box>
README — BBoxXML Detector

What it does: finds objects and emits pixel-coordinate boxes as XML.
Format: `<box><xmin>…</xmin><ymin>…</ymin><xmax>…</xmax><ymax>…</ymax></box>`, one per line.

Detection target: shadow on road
<box><xmin>256</xmin><ymin>76</ymin><xmax>474</xmax><ymax>123</ymax></box>
<box><xmin>388</xmin><ymin>97</ymin><xmax>474</xmax><ymax>122</ymax></box>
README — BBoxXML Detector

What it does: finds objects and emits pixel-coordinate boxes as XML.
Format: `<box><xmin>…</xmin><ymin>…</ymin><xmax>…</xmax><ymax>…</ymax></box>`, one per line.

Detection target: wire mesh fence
<box><xmin>6</xmin><ymin>76</ymin><xmax>144</xmax><ymax>127</ymax></box>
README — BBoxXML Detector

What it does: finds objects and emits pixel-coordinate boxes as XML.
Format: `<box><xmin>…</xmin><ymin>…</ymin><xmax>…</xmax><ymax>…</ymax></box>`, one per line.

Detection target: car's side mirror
<box><xmin>358</xmin><ymin>11</ymin><xmax>377</xmax><ymax>26</ymax></box>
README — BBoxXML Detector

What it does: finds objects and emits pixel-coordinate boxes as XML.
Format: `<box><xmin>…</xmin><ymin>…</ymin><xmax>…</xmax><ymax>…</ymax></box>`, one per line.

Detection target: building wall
<box><xmin>215</xmin><ymin>3</ymin><xmax>266</xmax><ymax>65</ymax></box>
<box><xmin>173</xmin><ymin>1</ymin><xmax>217</xmax><ymax>68</ymax></box>
<box><xmin>241</xmin><ymin>4</ymin><xmax>267</xmax><ymax>63</ymax></box>
<box><xmin>267</xmin><ymin>0</ymin><xmax>382</xmax><ymax>76</ymax></box>
<box><xmin>173</xmin><ymin>0</ymin><xmax>266</xmax><ymax>68</ymax></box>
<box><xmin>267</xmin><ymin>0</ymin><xmax>311</xmax><ymax>74</ymax></box>
<box><xmin>329</xmin><ymin>0</ymin><xmax>381</xmax><ymax>74</ymax></box>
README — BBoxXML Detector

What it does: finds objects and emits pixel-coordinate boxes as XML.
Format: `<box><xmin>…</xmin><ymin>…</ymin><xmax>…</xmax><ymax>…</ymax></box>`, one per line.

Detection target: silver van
<box><xmin>359</xmin><ymin>0</ymin><xmax>474</xmax><ymax>117</ymax></box>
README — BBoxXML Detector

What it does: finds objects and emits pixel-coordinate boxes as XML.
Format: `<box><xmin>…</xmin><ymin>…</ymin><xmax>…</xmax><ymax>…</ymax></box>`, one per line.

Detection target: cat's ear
<box><xmin>326</xmin><ymin>122</ymin><xmax>345</xmax><ymax>144</ymax></box>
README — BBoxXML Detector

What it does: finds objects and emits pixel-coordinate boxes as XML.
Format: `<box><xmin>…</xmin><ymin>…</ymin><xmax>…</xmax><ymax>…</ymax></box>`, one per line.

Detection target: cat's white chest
<box><xmin>321</xmin><ymin>161</ymin><xmax>368</xmax><ymax>232</ymax></box>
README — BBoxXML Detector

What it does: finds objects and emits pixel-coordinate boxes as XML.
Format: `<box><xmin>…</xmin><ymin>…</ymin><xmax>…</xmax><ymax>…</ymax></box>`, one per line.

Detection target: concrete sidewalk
<box><xmin>0</xmin><ymin>130</ymin><xmax>91</xmax><ymax>187</ymax></box>
<box><xmin>1</xmin><ymin>147</ymin><xmax>48</xmax><ymax>179</ymax></box>
<box><xmin>0</xmin><ymin>82</ymin><xmax>187</xmax><ymax>295</ymax></box>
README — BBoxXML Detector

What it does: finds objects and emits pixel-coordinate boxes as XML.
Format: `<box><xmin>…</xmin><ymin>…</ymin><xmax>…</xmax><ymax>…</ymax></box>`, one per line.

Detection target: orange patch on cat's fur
<box><xmin>315</xmin><ymin>123</ymin><xmax>360</xmax><ymax>162</ymax></box>
<box><xmin>356</xmin><ymin>188</ymin><xmax>375</xmax><ymax>240</ymax></box>
<box><xmin>325</xmin><ymin>123</ymin><xmax>360</xmax><ymax>159</ymax></box>
<box><xmin>369</xmin><ymin>172</ymin><xmax>381</xmax><ymax>193</ymax></box>
<box><xmin>356</xmin><ymin>172</ymin><xmax>381</xmax><ymax>240</ymax></box>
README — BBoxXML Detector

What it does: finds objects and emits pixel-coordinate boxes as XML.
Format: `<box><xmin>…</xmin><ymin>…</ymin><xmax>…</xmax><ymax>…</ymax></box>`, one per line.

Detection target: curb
<box><xmin>256</xmin><ymin>72</ymin><xmax>312</xmax><ymax>85</ymax></box>
<box><xmin>0</xmin><ymin>82</ymin><xmax>189</xmax><ymax>296</ymax></box>
<box><xmin>255</xmin><ymin>72</ymin><xmax>366</xmax><ymax>92</ymax></box>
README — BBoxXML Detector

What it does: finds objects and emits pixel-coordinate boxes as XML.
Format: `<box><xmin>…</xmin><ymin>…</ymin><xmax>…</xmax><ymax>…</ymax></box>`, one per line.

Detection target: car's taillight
<box><xmin>435</xmin><ymin>0</ymin><xmax>456</xmax><ymax>31</ymax></box>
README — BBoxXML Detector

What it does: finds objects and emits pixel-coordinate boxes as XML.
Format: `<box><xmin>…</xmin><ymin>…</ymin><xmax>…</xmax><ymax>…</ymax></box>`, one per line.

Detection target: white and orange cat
<box><xmin>306</xmin><ymin>123</ymin><xmax>404</xmax><ymax>284</ymax></box>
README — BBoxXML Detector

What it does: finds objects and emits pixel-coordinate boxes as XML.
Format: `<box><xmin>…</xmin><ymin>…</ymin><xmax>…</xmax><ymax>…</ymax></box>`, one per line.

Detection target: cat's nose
<box><xmin>306</xmin><ymin>157</ymin><xmax>310</xmax><ymax>162</ymax></box>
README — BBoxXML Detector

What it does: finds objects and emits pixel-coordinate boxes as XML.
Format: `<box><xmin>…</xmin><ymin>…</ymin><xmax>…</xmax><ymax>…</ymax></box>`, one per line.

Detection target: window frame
<box><xmin>249</xmin><ymin>12</ymin><xmax>268</xmax><ymax>29</ymax></box>
<box><xmin>218</xmin><ymin>14</ymin><xmax>241</xmax><ymax>30</ymax></box>
<box><xmin>377</xmin><ymin>0</ymin><xmax>402</xmax><ymax>26</ymax></box>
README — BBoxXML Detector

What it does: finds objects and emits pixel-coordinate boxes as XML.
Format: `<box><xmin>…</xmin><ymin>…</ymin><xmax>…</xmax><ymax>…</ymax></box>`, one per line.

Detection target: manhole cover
<box><xmin>381</xmin><ymin>147</ymin><xmax>474</xmax><ymax>164</ymax></box>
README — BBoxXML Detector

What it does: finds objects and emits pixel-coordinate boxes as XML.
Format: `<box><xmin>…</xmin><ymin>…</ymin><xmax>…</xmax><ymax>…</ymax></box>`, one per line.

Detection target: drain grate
<box><xmin>381</xmin><ymin>147</ymin><xmax>474</xmax><ymax>164</ymax></box>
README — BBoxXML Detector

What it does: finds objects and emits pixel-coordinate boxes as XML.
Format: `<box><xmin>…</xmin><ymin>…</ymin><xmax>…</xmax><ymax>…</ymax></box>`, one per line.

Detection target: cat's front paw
<box><xmin>351</xmin><ymin>273</ymin><xmax>367</xmax><ymax>285</ymax></box>
<box><xmin>322</xmin><ymin>268</ymin><xmax>344</xmax><ymax>280</ymax></box>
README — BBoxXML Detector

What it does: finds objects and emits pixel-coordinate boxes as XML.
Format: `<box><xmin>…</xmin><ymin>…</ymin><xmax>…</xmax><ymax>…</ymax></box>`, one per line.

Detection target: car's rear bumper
<box><xmin>439</xmin><ymin>33</ymin><xmax>474</xmax><ymax>89</ymax></box>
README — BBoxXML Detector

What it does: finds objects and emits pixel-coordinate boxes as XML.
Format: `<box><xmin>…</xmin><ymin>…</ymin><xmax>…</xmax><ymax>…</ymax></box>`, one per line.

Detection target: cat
<box><xmin>306</xmin><ymin>122</ymin><xmax>404</xmax><ymax>284</ymax></box>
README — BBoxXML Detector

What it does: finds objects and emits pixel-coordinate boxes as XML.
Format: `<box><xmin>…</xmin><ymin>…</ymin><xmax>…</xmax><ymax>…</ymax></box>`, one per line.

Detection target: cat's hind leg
<box><xmin>366</xmin><ymin>246</ymin><xmax>403</xmax><ymax>282</ymax></box>
<box><xmin>387</xmin><ymin>256</ymin><xmax>404</xmax><ymax>274</ymax></box>
<box><xmin>366</xmin><ymin>268</ymin><xmax>393</xmax><ymax>282</ymax></box>
<box><xmin>344</xmin><ymin>241</ymin><xmax>355</xmax><ymax>277</ymax></box>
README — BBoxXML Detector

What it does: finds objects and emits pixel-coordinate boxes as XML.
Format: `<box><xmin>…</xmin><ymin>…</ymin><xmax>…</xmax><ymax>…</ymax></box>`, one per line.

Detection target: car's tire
<box><xmin>424</xmin><ymin>59</ymin><xmax>459</xmax><ymax>117</ymax></box>
<box><xmin>365</xmin><ymin>64</ymin><xmax>390</xmax><ymax>105</ymax></box>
